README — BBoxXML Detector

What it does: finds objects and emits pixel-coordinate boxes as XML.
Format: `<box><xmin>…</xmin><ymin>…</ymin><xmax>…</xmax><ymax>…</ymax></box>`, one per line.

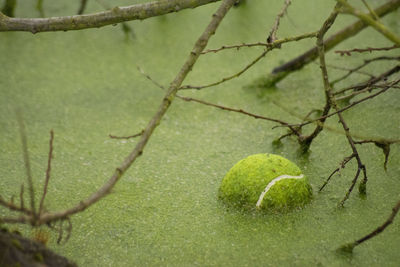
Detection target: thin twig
<box><xmin>354</xmin><ymin>199</ymin><xmax>400</xmax><ymax>244</ymax></box>
<box><xmin>271</xmin><ymin>0</ymin><xmax>400</xmax><ymax>74</ymax></box>
<box><xmin>0</xmin><ymin>195</ymin><xmax>32</xmax><ymax>215</ymax></box>
<box><xmin>16</xmin><ymin>111</ymin><xmax>37</xmax><ymax>219</ymax></box>
<box><xmin>319</xmin><ymin>154</ymin><xmax>355</xmax><ymax>192</ymax></box>
<box><xmin>267</xmin><ymin>0</ymin><xmax>292</xmax><ymax>43</ymax></box>
<box><xmin>181</xmin><ymin>32</ymin><xmax>319</xmax><ymax>90</ymax></box>
<box><xmin>335</xmin><ymin>44</ymin><xmax>399</xmax><ymax>56</ymax></box>
<box><xmin>181</xmin><ymin>49</ymin><xmax>270</xmax><ymax>90</ymax></box>
<box><xmin>277</xmin><ymin>79</ymin><xmax>400</xmax><ymax>129</ymax></box>
<box><xmin>39</xmin><ymin>130</ymin><xmax>54</xmax><ymax>215</ymax></box>
<box><xmin>339</xmin><ymin>199</ymin><xmax>400</xmax><ymax>253</ymax></box>
<box><xmin>136</xmin><ymin>66</ymin><xmax>300</xmax><ymax>136</ymax></box>
<box><xmin>201</xmin><ymin>31</ymin><xmax>317</xmax><ymax>54</ymax></box>
<box><xmin>334</xmin><ymin>65</ymin><xmax>400</xmax><ymax>96</ymax></box>
<box><xmin>109</xmin><ymin>130</ymin><xmax>144</xmax><ymax>140</ymax></box>
<box><xmin>316</xmin><ymin>2</ymin><xmax>368</xmax><ymax>206</ymax></box>
<box><xmin>177</xmin><ymin>95</ymin><xmax>300</xmax><ymax>136</ymax></box>
<box><xmin>355</xmin><ymin>139</ymin><xmax>398</xmax><ymax>170</ymax></box>
<box><xmin>77</xmin><ymin>0</ymin><xmax>88</xmax><ymax>15</ymax></box>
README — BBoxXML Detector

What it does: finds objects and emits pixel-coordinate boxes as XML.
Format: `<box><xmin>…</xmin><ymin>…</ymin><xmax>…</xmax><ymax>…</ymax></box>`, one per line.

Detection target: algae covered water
<box><xmin>0</xmin><ymin>1</ymin><xmax>399</xmax><ymax>266</ymax></box>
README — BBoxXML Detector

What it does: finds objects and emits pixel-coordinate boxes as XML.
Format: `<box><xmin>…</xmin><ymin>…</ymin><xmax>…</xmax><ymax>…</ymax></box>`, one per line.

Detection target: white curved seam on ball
<box><xmin>256</xmin><ymin>174</ymin><xmax>304</xmax><ymax>208</ymax></box>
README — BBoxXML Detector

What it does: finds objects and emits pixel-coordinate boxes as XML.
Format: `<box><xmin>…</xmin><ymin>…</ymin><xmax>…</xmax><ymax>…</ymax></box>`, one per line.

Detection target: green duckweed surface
<box><xmin>1</xmin><ymin>1</ymin><xmax>399</xmax><ymax>266</ymax></box>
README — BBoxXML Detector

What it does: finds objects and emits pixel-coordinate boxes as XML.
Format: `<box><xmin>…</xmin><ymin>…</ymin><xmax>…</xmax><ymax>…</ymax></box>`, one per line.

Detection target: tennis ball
<box><xmin>219</xmin><ymin>153</ymin><xmax>312</xmax><ymax>212</ymax></box>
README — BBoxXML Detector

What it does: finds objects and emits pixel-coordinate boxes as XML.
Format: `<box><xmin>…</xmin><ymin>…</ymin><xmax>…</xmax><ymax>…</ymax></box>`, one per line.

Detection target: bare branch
<box><xmin>0</xmin><ymin>195</ymin><xmax>32</xmax><ymax>215</ymax></box>
<box><xmin>109</xmin><ymin>131</ymin><xmax>144</xmax><ymax>140</ymax></box>
<box><xmin>334</xmin><ymin>65</ymin><xmax>400</xmax><ymax>97</ymax></box>
<box><xmin>279</xmin><ymin>78</ymin><xmax>400</xmax><ymax>130</ymax></box>
<box><xmin>177</xmin><ymin>95</ymin><xmax>300</xmax><ymax>136</ymax></box>
<box><xmin>271</xmin><ymin>0</ymin><xmax>400</xmax><ymax>74</ymax></box>
<box><xmin>34</xmin><ymin>0</ymin><xmax>238</xmax><ymax>225</ymax></box>
<box><xmin>338</xmin><ymin>199</ymin><xmax>400</xmax><ymax>253</ymax></box>
<box><xmin>330</xmin><ymin>56</ymin><xmax>399</xmax><ymax>86</ymax></box>
<box><xmin>267</xmin><ymin>0</ymin><xmax>291</xmax><ymax>43</ymax></box>
<box><xmin>337</xmin><ymin>0</ymin><xmax>400</xmax><ymax>45</ymax></box>
<box><xmin>39</xmin><ymin>130</ymin><xmax>54</xmax><ymax>215</ymax></box>
<box><xmin>0</xmin><ymin>0</ymin><xmax>221</xmax><ymax>33</ymax></box>
<box><xmin>16</xmin><ymin>111</ymin><xmax>37</xmax><ymax>219</ymax></box>
<box><xmin>181</xmin><ymin>32</ymin><xmax>317</xmax><ymax>90</ymax></box>
<box><xmin>335</xmin><ymin>44</ymin><xmax>399</xmax><ymax>56</ymax></box>
<box><xmin>201</xmin><ymin>31</ymin><xmax>317</xmax><ymax>54</ymax></box>
<box><xmin>319</xmin><ymin>154</ymin><xmax>355</xmax><ymax>192</ymax></box>
<box><xmin>315</xmin><ymin>2</ymin><xmax>368</xmax><ymax>206</ymax></box>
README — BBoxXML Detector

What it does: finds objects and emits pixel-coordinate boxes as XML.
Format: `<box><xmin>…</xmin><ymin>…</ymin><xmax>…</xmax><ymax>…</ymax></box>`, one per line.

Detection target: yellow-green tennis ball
<box><xmin>219</xmin><ymin>153</ymin><xmax>312</xmax><ymax>211</ymax></box>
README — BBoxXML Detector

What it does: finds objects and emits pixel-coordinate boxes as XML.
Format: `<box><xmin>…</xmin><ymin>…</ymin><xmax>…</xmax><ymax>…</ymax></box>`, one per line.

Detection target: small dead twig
<box><xmin>338</xmin><ymin>199</ymin><xmax>400</xmax><ymax>253</ymax></box>
<box><xmin>335</xmin><ymin>44</ymin><xmax>399</xmax><ymax>56</ymax></box>
<box><xmin>201</xmin><ymin>31</ymin><xmax>317</xmax><ymax>54</ymax></box>
<box><xmin>109</xmin><ymin>130</ymin><xmax>144</xmax><ymax>140</ymax></box>
<box><xmin>177</xmin><ymin>95</ymin><xmax>300</xmax><ymax>136</ymax></box>
<box><xmin>316</xmin><ymin>2</ymin><xmax>368</xmax><ymax>207</ymax></box>
<box><xmin>77</xmin><ymin>0</ymin><xmax>88</xmax><ymax>15</ymax></box>
<box><xmin>16</xmin><ymin>110</ymin><xmax>37</xmax><ymax>219</ymax></box>
<box><xmin>182</xmin><ymin>32</ymin><xmax>317</xmax><ymax>90</ymax></box>
<box><xmin>267</xmin><ymin>0</ymin><xmax>292</xmax><ymax>43</ymax></box>
<box><xmin>271</xmin><ymin>0</ymin><xmax>400</xmax><ymax>75</ymax></box>
<box><xmin>355</xmin><ymin>139</ymin><xmax>400</xmax><ymax>170</ymax></box>
<box><xmin>319</xmin><ymin>154</ymin><xmax>355</xmax><ymax>192</ymax></box>
<box><xmin>330</xmin><ymin>56</ymin><xmax>399</xmax><ymax>86</ymax></box>
<box><xmin>136</xmin><ymin>66</ymin><xmax>300</xmax><ymax>138</ymax></box>
<box><xmin>39</xmin><ymin>130</ymin><xmax>54</xmax><ymax>215</ymax></box>
<box><xmin>274</xmin><ymin>79</ymin><xmax>399</xmax><ymax>131</ymax></box>
<box><xmin>334</xmin><ymin>65</ymin><xmax>400</xmax><ymax>97</ymax></box>
<box><xmin>0</xmin><ymin>195</ymin><xmax>32</xmax><ymax>215</ymax></box>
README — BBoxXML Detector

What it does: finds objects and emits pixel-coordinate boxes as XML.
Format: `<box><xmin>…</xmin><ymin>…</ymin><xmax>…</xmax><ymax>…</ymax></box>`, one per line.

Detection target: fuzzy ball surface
<box><xmin>219</xmin><ymin>153</ymin><xmax>312</xmax><ymax>212</ymax></box>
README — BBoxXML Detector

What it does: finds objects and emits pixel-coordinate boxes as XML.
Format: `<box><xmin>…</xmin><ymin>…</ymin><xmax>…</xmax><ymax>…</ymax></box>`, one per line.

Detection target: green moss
<box><xmin>219</xmin><ymin>153</ymin><xmax>312</xmax><ymax>211</ymax></box>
